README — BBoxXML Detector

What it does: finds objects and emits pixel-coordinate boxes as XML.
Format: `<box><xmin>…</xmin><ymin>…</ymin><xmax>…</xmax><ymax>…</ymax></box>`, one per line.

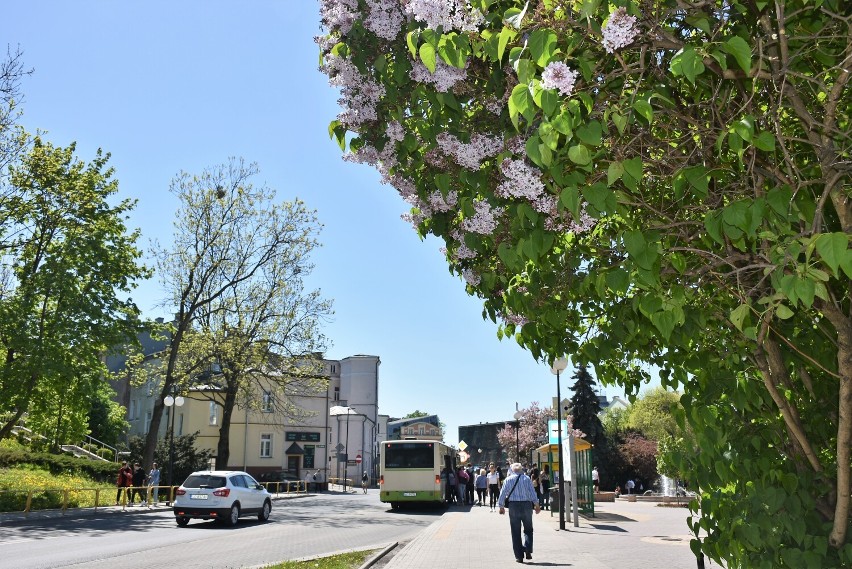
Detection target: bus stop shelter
<box><xmin>535</xmin><ymin>437</ymin><xmax>595</xmax><ymax>517</ymax></box>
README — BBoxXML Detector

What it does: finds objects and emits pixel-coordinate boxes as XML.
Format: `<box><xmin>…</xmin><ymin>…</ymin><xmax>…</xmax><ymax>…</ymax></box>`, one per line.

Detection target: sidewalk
<box><xmin>383</xmin><ymin>498</ymin><xmax>709</xmax><ymax>569</ymax></box>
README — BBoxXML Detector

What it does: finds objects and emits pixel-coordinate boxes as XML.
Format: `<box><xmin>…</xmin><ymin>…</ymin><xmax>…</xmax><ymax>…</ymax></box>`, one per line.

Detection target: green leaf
<box><xmin>632</xmin><ymin>99</ymin><xmax>653</xmax><ymax>123</ymax></box>
<box><xmin>767</xmin><ymin>186</ymin><xmax>792</xmax><ymax>216</ymax></box>
<box><xmin>534</xmin><ymin>86</ymin><xmax>559</xmax><ymax>116</ymax></box>
<box><xmin>498</xmin><ymin>27</ymin><xmax>516</xmax><ymax>62</ymax></box>
<box><xmin>606</xmin><ymin>268</ymin><xmax>630</xmax><ymax>294</ymax></box>
<box><xmin>508</xmin><ymin>84</ymin><xmax>535</xmax><ymax>130</ymax></box>
<box><xmin>567</xmin><ymin>144</ymin><xmax>591</xmax><ymax>165</ymax></box>
<box><xmin>406</xmin><ymin>31</ymin><xmax>419</xmax><ymax>58</ymax></box>
<box><xmin>775</xmin><ymin>304</ymin><xmax>794</xmax><ymax>319</ymax></box>
<box><xmin>419</xmin><ymin>43</ymin><xmax>437</xmax><ymax>73</ymax></box>
<box><xmin>529</xmin><ymin>29</ymin><xmax>558</xmax><ymax>67</ymax></box>
<box><xmin>607</xmin><ymin>161</ymin><xmax>624</xmax><ymax>187</ymax></box>
<box><xmin>651</xmin><ymin>310</ymin><xmax>678</xmax><ymax>340</ymax></box>
<box><xmin>622</xmin><ymin>157</ymin><xmax>643</xmax><ymax>191</ymax></box>
<box><xmin>730</xmin><ymin>304</ymin><xmax>750</xmax><ymax>331</ymax></box>
<box><xmin>624</xmin><ymin>230</ymin><xmax>658</xmax><ymax>270</ymax></box>
<box><xmin>504</xmin><ymin>1</ymin><xmax>529</xmax><ymax>29</ymax></box>
<box><xmin>576</xmin><ymin>121</ymin><xmax>602</xmax><ymax>146</ymax></box>
<box><xmin>815</xmin><ymin>233</ymin><xmax>848</xmax><ymax>274</ymax></box>
<box><xmin>581</xmin><ymin>183</ymin><xmax>609</xmax><ymax>212</ymax></box>
<box><xmin>723</xmin><ymin>36</ymin><xmax>752</xmax><ymax>74</ymax></box>
<box><xmin>611</xmin><ymin>111</ymin><xmax>627</xmax><ymax>134</ymax></box>
<box><xmin>671</xmin><ymin>47</ymin><xmax>705</xmax><ymax>85</ymax></box>
<box><xmin>754</xmin><ymin>131</ymin><xmax>776</xmax><ymax>152</ymax></box>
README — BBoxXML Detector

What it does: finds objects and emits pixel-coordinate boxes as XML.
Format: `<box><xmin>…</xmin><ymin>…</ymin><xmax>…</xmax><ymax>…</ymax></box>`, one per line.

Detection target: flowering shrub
<box><xmin>319</xmin><ymin>1</ymin><xmax>852</xmax><ymax>566</ymax></box>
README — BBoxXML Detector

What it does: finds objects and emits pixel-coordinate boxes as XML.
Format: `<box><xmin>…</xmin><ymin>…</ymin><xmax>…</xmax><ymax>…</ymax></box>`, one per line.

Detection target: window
<box><xmin>333</xmin><ymin>386</ymin><xmax>340</xmax><ymax>401</ymax></box>
<box><xmin>384</xmin><ymin>442</ymin><xmax>435</xmax><ymax>469</ymax></box>
<box><xmin>129</xmin><ymin>399</ymin><xmax>137</xmax><ymax>421</ymax></box>
<box><xmin>144</xmin><ymin>411</ymin><xmax>151</xmax><ymax>433</ymax></box>
<box><xmin>419</xmin><ymin>427</ymin><xmax>424</xmax><ymax>435</ymax></box>
<box><xmin>331</xmin><ymin>364</ymin><xmax>336</xmax><ymax>373</ymax></box>
<box><xmin>209</xmin><ymin>401</ymin><xmax>218</xmax><ymax>426</ymax></box>
<box><xmin>260</xmin><ymin>434</ymin><xmax>272</xmax><ymax>458</ymax></box>
<box><xmin>262</xmin><ymin>391</ymin><xmax>274</xmax><ymax>413</ymax></box>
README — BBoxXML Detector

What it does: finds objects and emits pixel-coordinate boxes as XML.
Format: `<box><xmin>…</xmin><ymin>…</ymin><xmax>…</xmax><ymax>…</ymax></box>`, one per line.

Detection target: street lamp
<box><xmin>512</xmin><ymin>410</ymin><xmax>523</xmax><ymax>462</ymax></box>
<box><xmin>351</xmin><ymin>406</ymin><xmax>377</xmax><ymax>485</ymax></box>
<box><xmin>551</xmin><ymin>356</ymin><xmax>568</xmax><ymax>531</ymax></box>
<box><xmin>330</xmin><ymin>405</ymin><xmax>357</xmax><ymax>492</ymax></box>
<box><xmin>164</xmin><ymin>389</ymin><xmax>185</xmax><ymax>506</ymax></box>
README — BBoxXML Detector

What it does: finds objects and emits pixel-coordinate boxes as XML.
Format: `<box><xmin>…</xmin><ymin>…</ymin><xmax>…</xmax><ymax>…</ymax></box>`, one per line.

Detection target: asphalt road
<box><xmin>0</xmin><ymin>490</ymin><xmax>440</xmax><ymax>569</ymax></box>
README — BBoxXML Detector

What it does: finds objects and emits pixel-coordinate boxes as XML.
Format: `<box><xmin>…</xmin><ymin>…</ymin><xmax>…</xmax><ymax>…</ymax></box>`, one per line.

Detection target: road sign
<box><xmin>458</xmin><ymin>440</ymin><xmax>468</xmax><ymax>451</ymax></box>
<box><xmin>356</xmin><ymin>454</ymin><xmax>362</xmax><ymax>464</ymax></box>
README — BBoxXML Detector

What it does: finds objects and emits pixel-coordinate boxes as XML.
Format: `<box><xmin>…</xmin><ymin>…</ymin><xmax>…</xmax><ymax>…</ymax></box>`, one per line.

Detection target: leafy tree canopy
<box><xmin>320</xmin><ymin>0</ymin><xmax>851</xmax><ymax>564</ymax></box>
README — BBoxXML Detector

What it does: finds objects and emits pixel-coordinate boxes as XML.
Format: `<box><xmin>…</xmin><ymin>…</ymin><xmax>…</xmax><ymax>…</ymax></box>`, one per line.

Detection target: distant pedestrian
<box><xmin>361</xmin><ymin>471</ymin><xmax>369</xmax><ymax>493</ymax></box>
<box><xmin>147</xmin><ymin>462</ymin><xmax>161</xmax><ymax>506</ymax></box>
<box><xmin>498</xmin><ymin>463</ymin><xmax>541</xmax><ymax>563</ymax></box>
<box><xmin>131</xmin><ymin>463</ymin><xmax>146</xmax><ymax>505</ymax></box>
<box><xmin>539</xmin><ymin>466</ymin><xmax>551</xmax><ymax>509</ymax></box>
<box><xmin>115</xmin><ymin>461</ymin><xmax>133</xmax><ymax>505</ymax></box>
<box><xmin>465</xmin><ymin>464</ymin><xmax>475</xmax><ymax>505</ymax></box>
<box><xmin>474</xmin><ymin>468</ymin><xmax>488</xmax><ymax>506</ymax></box>
<box><xmin>313</xmin><ymin>469</ymin><xmax>322</xmax><ymax>492</ymax></box>
<box><xmin>592</xmin><ymin>466</ymin><xmax>599</xmax><ymax>493</ymax></box>
<box><xmin>529</xmin><ymin>466</ymin><xmax>541</xmax><ymax>505</ymax></box>
<box><xmin>626</xmin><ymin>479</ymin><xmax>635</xmax><ymax>495</ymax></box>
<box><xmin>447</xmin><ymin>469</ymin><xmax>457</xmax><ymax>503</ymax></box>
<box><xmin>456</xmin><ymin>467</ymin><xmax>467</xmax><ymax>503</ymax></box>
<box><xmin>487</xmin><ymin>463</ymin><xmax>500</xmax><ymax>511</ymax></box>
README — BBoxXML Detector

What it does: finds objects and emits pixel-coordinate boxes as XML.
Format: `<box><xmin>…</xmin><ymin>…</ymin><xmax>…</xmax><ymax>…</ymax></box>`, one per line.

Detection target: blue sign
<box><xmin>547</xmin><ymin>420</ymin><xmax>569</xmax><ymax>445</ymax></box>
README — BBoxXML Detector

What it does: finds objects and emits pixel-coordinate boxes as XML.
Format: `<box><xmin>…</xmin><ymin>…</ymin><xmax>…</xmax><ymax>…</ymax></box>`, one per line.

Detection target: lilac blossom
<box><xmin>410</xmin><ymin>58</ymin><xmax>469</xmax><ymax>92</ymax></box>
<box><xmin>364</xmin><ymin>0</ymin><xmax>405</xmax><ymax>40</ymax></box>
<box><xmin>405</xmin><ymin>0</ymin><xmax>485</xmax><ymax>32</ymax></box>
<box><xmin>501</xmin><ymin>311</ymin><xmax>529</xmax><ymax>326</ymax></box>
<box><xmin>435</xmin><ymin>132</ymin><xmax>504</xmax><ymax>170</ymax></box>
<box><xmin>462</xmin><ymin>268</ymin><xmax>481</xmax><ymax>286</ymax></box>
<box><xmin>454</xmin><ymin>242</ymin><xmax>478</xmax><ymax>260</ymax></box>
<box><xmin>321</xmin><ymin>54</ymin><xmax>385</xmax><ymax>128</ymax></box>
<box><xmin>602</xmin><ymin>7</ymin><xmax>639</xmax><ymax>53</ymax></box>
<box><xmin>386</xmin><ymin>121</ymin><xmax>405</xmax><ymax>143</ymax></box>
<box><xmin>428</xmin><ymin>189</ymin><xmax>458</xmax><ymax>212</ymax></box>
<box><xmin>462</xmin><ymin>200</ymin><xmax>503</xmax><ymax>235</ymax></box>
<box><xmin>541</xmin><ymin>62</ymin><xmax>579</xmax><ymax>97</ymax></box>
<box><xmin>495</xmin><ymin>158</ymin><xmax>546</xmax><ymax>202</ymax></box>
<box><xmin>319</xmin><ymin>0</ymin><xmax>359</xmax><ymax>36</ymax></box>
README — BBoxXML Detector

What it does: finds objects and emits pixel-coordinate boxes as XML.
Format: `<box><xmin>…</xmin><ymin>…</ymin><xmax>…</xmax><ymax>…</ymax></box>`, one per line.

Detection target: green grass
<box><xmin>265</xmin><ymin>550</ymin><xmax>375</xmax><ymax>569</ymax></box>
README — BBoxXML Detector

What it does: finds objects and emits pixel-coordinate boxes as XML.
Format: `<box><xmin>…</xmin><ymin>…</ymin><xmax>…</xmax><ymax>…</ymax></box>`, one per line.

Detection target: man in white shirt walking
<box><xmin>498</xmin><ymin>463</ymin><xmax>541</xmax><ymax>564</ymax></box>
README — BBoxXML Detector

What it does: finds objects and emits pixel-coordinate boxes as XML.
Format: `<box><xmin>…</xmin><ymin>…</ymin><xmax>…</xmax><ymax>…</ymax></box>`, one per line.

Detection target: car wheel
<box><xmin>176</xmin><ymin>516</ymin><xmax>190</xmax><ymax>527</ymax></box>
<box><xmin>225</xmin><ymin>503</ymin><xmax>240</xmax><ymax>526</ymax></box>
<box><xmin>258</xmin><ymin>500</ymin><xmax>271</xmax><ymax>522</ymax></box>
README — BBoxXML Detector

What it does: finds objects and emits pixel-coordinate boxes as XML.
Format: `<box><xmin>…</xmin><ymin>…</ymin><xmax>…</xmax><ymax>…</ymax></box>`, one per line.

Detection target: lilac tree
<box><xmin>319</xmin><ymin>0</ymin><xmax>851</xmax><ymax>564</ymax></box>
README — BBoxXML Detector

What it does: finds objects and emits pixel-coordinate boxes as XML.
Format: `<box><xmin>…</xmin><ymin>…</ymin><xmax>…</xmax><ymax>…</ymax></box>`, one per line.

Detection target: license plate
<box><xmin>403</xmin><ymin>492</ymin><xmax>416</xmax><ymax>497</ymax></box>
<box><xmin>190</xmin><ymin>494</ymin><xmax>209</xmax><ymax>500</ymax></box>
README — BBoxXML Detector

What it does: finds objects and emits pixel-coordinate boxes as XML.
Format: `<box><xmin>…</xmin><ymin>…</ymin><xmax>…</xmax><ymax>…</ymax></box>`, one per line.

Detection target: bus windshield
<box><xmin>384</xmin><ymin>443</ymin><xmax>435</xmax><ymax>469</ymax></box>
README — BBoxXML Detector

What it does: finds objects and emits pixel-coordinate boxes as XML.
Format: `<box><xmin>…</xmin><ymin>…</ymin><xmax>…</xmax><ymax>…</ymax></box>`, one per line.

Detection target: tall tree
<box><xmin>568</xmin><ymin>364</ymin><xmax>604</xmax><ymax>448</ymax></box>
<box><xmin>0</xmin><ymin>138</ymin><xmax>148</xmax><ymax>441</ymax></box>
<box><xmin>140</xmin><ymin>158</ymin><xmax>332</xmax><ymax>469</ymax></box>
<box><xmin>321</xmin><ymin>1</ymin><xmax>851</xmax><ymax>564</ymax></box>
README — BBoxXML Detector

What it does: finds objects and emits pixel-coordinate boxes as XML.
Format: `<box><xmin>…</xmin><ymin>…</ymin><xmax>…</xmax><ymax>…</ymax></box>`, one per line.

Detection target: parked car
<box><xmin>173</xmin><ymin>470</ymin><xmax>271</xmax><ymax>527</ymax></box>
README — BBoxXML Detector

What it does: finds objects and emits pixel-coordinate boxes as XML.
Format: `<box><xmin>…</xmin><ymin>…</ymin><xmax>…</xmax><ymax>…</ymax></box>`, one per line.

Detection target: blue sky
<box><xmin>2</xmin><ymin>1</ymin><xmax>627</xmax><ymax>446</ymax></box>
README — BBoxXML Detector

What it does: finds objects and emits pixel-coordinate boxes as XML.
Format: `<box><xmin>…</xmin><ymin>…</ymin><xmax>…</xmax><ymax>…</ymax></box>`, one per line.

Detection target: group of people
<box><xmin>115</xmin><ymin>460</ymin><xmax>161</xmax><ymax>507</ymax></box>
<box><xmin>444</xmin><ymin>462</ymin><xmax>553</xmax><ymax>513</ymax></box>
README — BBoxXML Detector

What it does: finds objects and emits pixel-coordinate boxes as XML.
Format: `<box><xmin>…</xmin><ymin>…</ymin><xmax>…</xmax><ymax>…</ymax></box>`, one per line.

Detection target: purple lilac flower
<box><xmin>410</xmin><ymin>58</ymin><xmax>469</xmax><ymax>92</ymax></box>
<box><xmin>405</xmin><ymin>0</ymin><xmax>485</xmax><ymax>32</ymax></box>
<box><xmin>601</xmin><ymin>8</ymin><xmax>639</xmax><ymax>53</ymax></box>
<box><xmin>495</xmin><ymin>158</ymin><xmax>546</xmax><ymax>202</ymax></box>
<box><xmin>435</xmin><ymin>133</ymin><xmax>503</xmax><ymax>170</ymax></box>
<box><xmin>462</xmin><ymin>268</ymin><xmax>481</xmax><ymax>286</ymax></box>
<box><xmin>541</xmin><ymin>61</ymin><xmax>579</xmax><ymax>97</ymax></box>
<box><xmin>364</xmin><ymin>0</ymin><xmax>405</xmax><ymax>40</ymax></box>
<box><xmin>462</xmin><ymin>200</ymin><xmax>503</xmax><ymax>234</ymax></box>
<box><xmin>319</xmin><ymin>0</ymin><xmax>359</xmax><ymax>36</ymax></box>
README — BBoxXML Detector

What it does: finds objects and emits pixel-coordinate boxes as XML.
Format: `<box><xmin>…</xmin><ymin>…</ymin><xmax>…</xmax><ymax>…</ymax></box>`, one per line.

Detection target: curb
<box><xmin>358</xmin><ymin>542</ymin><xmax>398</xmax><ymax>569</ymax></box>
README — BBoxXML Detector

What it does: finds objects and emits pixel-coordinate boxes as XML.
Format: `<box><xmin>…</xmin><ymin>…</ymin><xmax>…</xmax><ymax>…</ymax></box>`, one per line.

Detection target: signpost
<box><xmin>356</xmin><ymin>454</ymin><xmax>362</xmax><ymax>464</ymax></box>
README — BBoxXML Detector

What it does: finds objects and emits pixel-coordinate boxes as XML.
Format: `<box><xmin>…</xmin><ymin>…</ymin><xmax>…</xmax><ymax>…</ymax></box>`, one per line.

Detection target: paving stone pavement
<box><xmin>383</xmin><ymin>498</ymin><xmax>715</xmax><ymax>569</ymax></box>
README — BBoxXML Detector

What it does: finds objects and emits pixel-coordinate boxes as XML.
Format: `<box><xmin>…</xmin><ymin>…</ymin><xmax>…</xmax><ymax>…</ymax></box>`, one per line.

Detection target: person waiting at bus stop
<box><xmin>498</xmin><ymin>462</ymin><xmax>541</xmax><ymax>564</ymax></box>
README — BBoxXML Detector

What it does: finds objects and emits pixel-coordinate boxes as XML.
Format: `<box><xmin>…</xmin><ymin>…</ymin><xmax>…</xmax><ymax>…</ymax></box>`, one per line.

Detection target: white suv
<box><xmin>173</xmin><ymin>470</ymin><xmax>272</xmax><ymax>527</ymax></box>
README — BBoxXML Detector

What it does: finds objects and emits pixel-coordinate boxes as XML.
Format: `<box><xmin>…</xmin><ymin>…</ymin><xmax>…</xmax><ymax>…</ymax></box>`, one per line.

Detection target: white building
<box><xmin>124</xmin><ymin>354</ymin><xmax>381</xmax><ymax>485</ymax></box>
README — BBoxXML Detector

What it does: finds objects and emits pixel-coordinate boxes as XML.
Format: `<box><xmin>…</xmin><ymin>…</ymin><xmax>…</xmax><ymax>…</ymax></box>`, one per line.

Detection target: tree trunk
<box><xmin>216</xmin><ymin>384</ymin><xmax>238</xmax><ymax>470</ymax></box>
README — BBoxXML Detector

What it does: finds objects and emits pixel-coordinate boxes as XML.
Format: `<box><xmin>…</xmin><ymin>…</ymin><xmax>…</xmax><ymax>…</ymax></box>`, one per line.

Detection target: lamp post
<box><xmin>551</xmin><ymin>356</ymin><xmax>568</xmax><ymax>531</ymax></box>
<box><xmin>351</xmin><ymin>406</ymin><xmax>377</xmax><ymax>484</ymax></box>
<box><xmin>512</xmin><ymin>410</ymin><xmax>522</xmax><ymax>463</ymax></box>
<box><xmin>163</xmin><ymin>389</ymin><xmax>185</xmax><ymax>506</ymax></box>
<box><xmin>330</xmin><ymin>405</ymin><xmax>357</xmax><ymax>492</ymax></box>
